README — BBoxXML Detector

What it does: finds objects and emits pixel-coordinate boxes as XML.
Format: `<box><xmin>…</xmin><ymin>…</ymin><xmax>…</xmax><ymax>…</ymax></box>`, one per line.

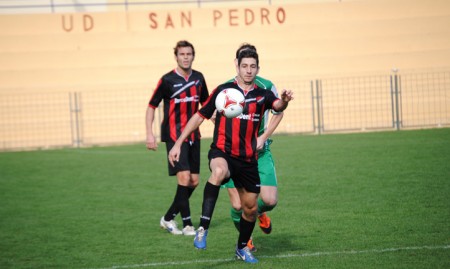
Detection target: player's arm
<box><xmin>257</xmin><ymin>112</ymin><xmax>284</xmax><ymax>150</ymax></box>
<box><xmin>145</xmin><ymin>106</ymin><xmax>158</xmax><ymax>151</ymax></box>
<box><xmin>146</xmin><ymin>78</ymin><xmax>164</xmax><ymax>151</ymax></box>
<box><xmin>273</xmin><ymin>89</ymin><xmax>294</xmax><ymax>112</ymax></box>
<box><xmin>168</xmin><ymin>113</ymin><xmax>205</xmax><ymax>166</ymax></box>
<box><xmin>262</xmin><ymin>84</ymin><xmax>285</xmax><ymax>140</ymax></box>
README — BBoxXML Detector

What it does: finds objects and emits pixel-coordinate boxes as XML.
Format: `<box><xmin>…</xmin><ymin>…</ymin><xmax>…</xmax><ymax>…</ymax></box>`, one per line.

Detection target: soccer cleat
<box><xmin>247</xmin><ymin>237</ymin><xmax>256</xmax><ymax>252</ymax></box>
<box><xmin>235</xmin><ymin>246</ymin><xmax>259</xmax><ymax>263</ymax></box>
<box><xmin>258</xmin><ymin>212</ymin><xmax>272</xmax><ymax>234</ymax></box>
<box><xmin>160</xmin><ymin>216</ymin><xmax>182</xmax><ymax>235</ymax></box>
<box><xmin>194</xmin><ymin>226</ymin><xmax>208</xmax><ymax>249</ymax></box>
<box><xmin>182</xmin><ymin>225</ymin><xmax>196</xmax><ymax>236</ymax></box>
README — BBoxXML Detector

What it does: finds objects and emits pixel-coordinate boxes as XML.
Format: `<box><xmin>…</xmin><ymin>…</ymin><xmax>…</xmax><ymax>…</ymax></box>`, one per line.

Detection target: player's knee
<box><xmin>231</xmin><ymin>201</ymin><xmax>242</xmax><ymax>211</ymax></box>
<box><xmin>189</xmin><ymin>176</ymin><xmax>199</xmax><ymax>188</ymax></box>
<box><xmin>260</xmin><ymin>191</ymin><xmax>278</xmax><ymax>207</ymax></box>
<box><xmin>264</xmin><ymin>197</ymin><xmax>278</xmax><ymax>207</ymax></box>
<box><xmin>177</xmin><ymin>171</ymin><xmax>191</xmax><ymax>184</ymax></box>
<box><xmin>242</xmin><ymin>207</ymin><xmax>258</xmax><ymax>222</ymax></box>
<box><xmin>211</xmin><ymin>166</ymin><xmax>227</xmax><ymax>182</ymax></box>
<box><xmin>191</xmin><ymin>181</ymin><xmax>199</xmax><ymax>188</ymax></box>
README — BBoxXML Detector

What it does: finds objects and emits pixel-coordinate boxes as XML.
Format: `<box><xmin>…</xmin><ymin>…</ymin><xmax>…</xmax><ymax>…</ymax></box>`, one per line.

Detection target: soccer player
<box><xmin>168</xmin><ymin>49</ymin><xmax>294</xmax><ymax>263</ymax></box>
<box><xmin>223</xmin><ymin>43</ymin><xmax>284</xmax><ymax>251</ymax></box>
<box><xmin>146</xmin><ymin>40</ymin><xmax>209</xmax><ymax>236</ymax></box>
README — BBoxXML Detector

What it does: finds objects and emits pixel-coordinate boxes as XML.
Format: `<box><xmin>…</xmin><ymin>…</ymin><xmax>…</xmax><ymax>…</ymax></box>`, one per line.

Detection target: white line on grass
<box><xmin>91</xmin><ymin>245</ymin><xmax>450</xmax><ymax>269</ymax></box>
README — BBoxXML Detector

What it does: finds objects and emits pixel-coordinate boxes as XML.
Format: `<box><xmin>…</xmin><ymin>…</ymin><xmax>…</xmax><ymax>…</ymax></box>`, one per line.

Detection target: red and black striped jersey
<box><xmin>199</xmin><ymin>81</ymin><xmax>279</xmax><ymax>163</ymax></box>
<box><xmin>149</xmin><ymin>69</ymin><xmax>209</xmax><ymax>142</ymax></box>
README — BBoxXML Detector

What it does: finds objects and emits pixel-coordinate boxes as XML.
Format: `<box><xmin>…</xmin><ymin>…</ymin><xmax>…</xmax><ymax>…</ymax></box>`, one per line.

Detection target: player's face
<box><xmin>237</xmin><ymin>57</ymin><xmax>259</xmax><ymax>85</ymax></box>
<box><xmin>175</xmin><ymin>47</ymin><xmax>194</xmax><ymax>71</ymax></box>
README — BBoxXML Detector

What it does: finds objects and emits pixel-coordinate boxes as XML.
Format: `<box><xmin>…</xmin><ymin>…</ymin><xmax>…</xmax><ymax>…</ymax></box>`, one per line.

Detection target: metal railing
<box><xmin>0</xmin><ymin>68</ymin><xmax>449</xmax><ymax>151</ymax></box>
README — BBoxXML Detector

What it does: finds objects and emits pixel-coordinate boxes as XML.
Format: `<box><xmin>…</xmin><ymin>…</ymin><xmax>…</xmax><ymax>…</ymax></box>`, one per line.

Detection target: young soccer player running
<box><xmin>146</xmin><ymin>40</ymin><xmax>209</xmax><ymax>236</ymax></box>
<box><xmin>168</xmin><ymin>49</ymin><xmax>294</xmax><ymax>263</ymax></box>
<box><xmin>222</xmin><ymin>43</ymin><xmax>284</xmax><ymax>251</ymax></box>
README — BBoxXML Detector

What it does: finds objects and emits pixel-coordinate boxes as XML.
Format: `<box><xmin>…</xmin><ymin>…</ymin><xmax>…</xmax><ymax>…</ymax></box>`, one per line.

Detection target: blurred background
<box><xmin>0</xmin><ymin>0</ymin><xmax>449</xmax><ymax>151</ymax></box>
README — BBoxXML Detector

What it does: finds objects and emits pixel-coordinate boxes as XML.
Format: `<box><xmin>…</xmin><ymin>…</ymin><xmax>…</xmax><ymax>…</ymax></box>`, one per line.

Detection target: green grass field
<box><xmin>1</xmin><ymin>129</ymin><xmax>449</xmax><ymax>269</ymax></box>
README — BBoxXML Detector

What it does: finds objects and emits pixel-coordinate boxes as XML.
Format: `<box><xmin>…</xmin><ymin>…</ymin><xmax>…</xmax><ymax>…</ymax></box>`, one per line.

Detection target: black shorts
<box><xmin>165</xmin><ymin>140</ymin><xmax>201</xmax><ymax>176</ymax></box>
<box><xmin>208</xmin><ymin>148</ymin><xmax>260</xmax><ymax>193</ymax></box>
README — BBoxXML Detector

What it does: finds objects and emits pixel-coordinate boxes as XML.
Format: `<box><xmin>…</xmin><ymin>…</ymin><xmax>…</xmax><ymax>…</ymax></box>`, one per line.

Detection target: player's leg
<box><xmin>256</xmin><ymin>150</ymin><xmax>278</xmax><ymax>234</ymax></box>
<box><xmin>259</xmin><ymin>186</ymin><xmax>277</xmax><ymax>211</ymax></box>
<box><xmin>235</xmin><ymin>187</ymin><xmax>258</xmax><ymax>263</ymax></box>
<box><xmin>194</xmin><ymin>150</ymin><xmax>230</xmax><ymax>249</ymax></box>
<box><xmin>224</xmin><ymin>181</ymin><xmax>257</xmax><ymax>251</ymax></box>
<box><xmin>234</xmin><ymin>161</ymin><xmax>260</xmax><ymax>263</ymax></box>
<box><xmin>177</xmin><ymin>141</ymin><xmax>201</xmax><ymax>235</ymax></box>
<box><xmin>159</xmin><ymin>142</ymin><xmax>181</xmax><ymax>235</ymax></box>
<box><xmin>225</xmin><ymin>182</ymin><xmax>242</xmax><ymax>231</ymax></box>
<box><xmin>161</xmin><ymin>173</ymin><xmax>194</xmax><ymax>235</ymax></box>
<box><xmin>201</xmin><ymin>156</ymin><xmax>229</xmax><ymax>226</ymax></box>
<box><xmin>258</xmin><ymin>150</ymin><xmax>278</xmax><ymax>209</ymax></box>
<box><xmin>160</xmin><ymin>142</ymin><xmax>196</xmax><ymax>235</ymax></box>
<box><xmin>175</xmin><ymin>171</ymin><xmax>197</xmax><ymax>235</ymax></box>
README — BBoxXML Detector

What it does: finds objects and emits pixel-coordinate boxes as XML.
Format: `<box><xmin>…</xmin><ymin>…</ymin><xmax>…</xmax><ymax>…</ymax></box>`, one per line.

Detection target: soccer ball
<box><xmin>215</xmin><ymin>88</ymin><xmax>245</xmax><ymax>118</ymax></box>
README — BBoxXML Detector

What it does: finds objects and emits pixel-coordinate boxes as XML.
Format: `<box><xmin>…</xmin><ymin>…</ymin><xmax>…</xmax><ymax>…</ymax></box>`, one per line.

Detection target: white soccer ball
<box><xmin>215</xmin><ymin>88</ymin><xmax>245</xmax><ymax>118</ymax></box>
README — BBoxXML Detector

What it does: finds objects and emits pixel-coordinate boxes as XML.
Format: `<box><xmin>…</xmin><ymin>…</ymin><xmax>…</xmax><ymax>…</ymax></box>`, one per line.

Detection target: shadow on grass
<box><xmin>253</xmin><ymin>232</ymin><xmax>306</xmax><ymax>256</ymax></box>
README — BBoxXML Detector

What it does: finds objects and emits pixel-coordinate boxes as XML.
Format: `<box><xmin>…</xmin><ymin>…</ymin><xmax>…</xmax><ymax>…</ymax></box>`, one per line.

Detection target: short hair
<box><xmin>238</xmin><ymin>49</ymin><xmax>259</xmax><ymax>67</ymax></box>
<box><xmin>235</xmin><ymin>43</ymin><xmax>257</xmax><ymax>59</ymax></box>
<box><xmin>174</xmin><ymin>40</ymin><xmax>195</xmax><ymax>56</ymax></box>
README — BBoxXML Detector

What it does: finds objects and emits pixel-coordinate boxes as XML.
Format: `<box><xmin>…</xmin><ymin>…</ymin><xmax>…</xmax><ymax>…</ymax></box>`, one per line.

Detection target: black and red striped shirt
<box><xmin>199</xmin><ymin>80</ymin><xmax>279</xmax><ymax>163</ymax></box>
<box><xmin>149</xmin><ymin>69</ymin><xmax>209</xmax><ymax>142</ymax></box>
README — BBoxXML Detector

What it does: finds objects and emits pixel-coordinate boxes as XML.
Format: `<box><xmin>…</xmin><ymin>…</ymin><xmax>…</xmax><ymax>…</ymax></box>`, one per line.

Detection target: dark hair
<box><xmin>238</xmin><ymin>49</ymin><xmax>259</xmax><ymax>67</ymax></box>
<box><xmin>235</xmin><ymin>43</ymin><xmax>257</xmax><ymax>59</ymax></box>
<box><xmin>174</xmin><ymin>40</ymin><xmax>195</xmax><ymax>56</ymax></box>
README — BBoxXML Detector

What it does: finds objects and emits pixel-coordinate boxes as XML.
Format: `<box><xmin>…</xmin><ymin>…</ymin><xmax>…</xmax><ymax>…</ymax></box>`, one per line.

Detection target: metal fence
<box><xmin>307</xmin><ymin>70</ymin><xmax>450</xmax><ymax>134</ymax></box>
<box><xmin>1</xmin><ymin>69</ymin><xmax>449</xmax><ymax>151</ymax></box>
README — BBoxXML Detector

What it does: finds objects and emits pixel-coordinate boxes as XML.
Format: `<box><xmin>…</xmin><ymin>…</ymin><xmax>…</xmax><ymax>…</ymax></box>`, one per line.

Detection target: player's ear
<box><xmin>256</xmin><ymin>66</ymin><xmax>260</xmax><ymax>75</ymax></box>
<box><xmin>234</xmin><ymin>58</ymin><xmax>238</xmax><ymax>67</ymax></box>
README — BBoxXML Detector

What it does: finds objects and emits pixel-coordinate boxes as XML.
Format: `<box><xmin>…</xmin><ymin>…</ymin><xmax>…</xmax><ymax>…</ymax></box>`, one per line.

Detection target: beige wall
<box><xmin>1</xmin><ymin>0</ymin><xmax>449</xmax><ymax>92</ymax></box>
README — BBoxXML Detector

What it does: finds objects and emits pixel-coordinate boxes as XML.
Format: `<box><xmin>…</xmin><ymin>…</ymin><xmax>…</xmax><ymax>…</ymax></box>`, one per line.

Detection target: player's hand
<box><xmin>168</xmin><ymin>144</ymin><xmax>181</xmax><ymax>167</ymax></box>
<box><xmin>146</xmin><ymin>135</ymin><xmax>158</xmax><ymax>151</ymax></box>
<box><xmin>256</xmin><ymin>136</ymin><xmax>265</xmax><ymax>151</ymax></box>
<box><xmin>281</xmin><ymin>89</ymin><xmax>294</xmax><ymax>102</ymax></box>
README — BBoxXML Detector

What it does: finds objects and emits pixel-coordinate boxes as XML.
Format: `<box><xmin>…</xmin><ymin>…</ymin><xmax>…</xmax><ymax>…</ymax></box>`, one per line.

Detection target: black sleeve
<box><xmin>148</xmin><ymin>78</ymin><xmax>165</xmax><ymax>108</ymax></box>
<box><xmin>265</xmin><ymin>90</ymin><xmax>280</xmax><ymax>111</ymax></box>
<box><xmin>198</xmin><ymin>87</ymin><xmax>221</xmax><ymax>119</ymax></box>
<box><xmin>200</xmin><ymin>76</ymin><xmax>210</xmax><ymax>105</ymax></box>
